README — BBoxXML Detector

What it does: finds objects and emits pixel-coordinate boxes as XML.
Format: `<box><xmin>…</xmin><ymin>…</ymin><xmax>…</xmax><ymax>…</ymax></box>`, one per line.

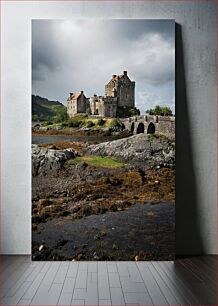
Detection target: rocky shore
<box><xmin>32</xmin><ymin>126</ymin><xmax>131</xmax><ymax>138</ymax></box>
<box><xmin>32</xmin><ymin>133</ymin><xmax>175</xmax><ymax>260</ymax></box>
<box><xmin>85</xmin><ymin>133</ymin><xmax>175</xmax><ymax>166</ymax></box>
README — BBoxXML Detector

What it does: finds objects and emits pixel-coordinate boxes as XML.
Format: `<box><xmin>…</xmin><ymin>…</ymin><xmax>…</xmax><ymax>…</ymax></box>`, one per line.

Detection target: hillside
<box><xmin>32</xmin><ymin>95</ymin><xmax>67</xmax><ymax>122</ymax></box>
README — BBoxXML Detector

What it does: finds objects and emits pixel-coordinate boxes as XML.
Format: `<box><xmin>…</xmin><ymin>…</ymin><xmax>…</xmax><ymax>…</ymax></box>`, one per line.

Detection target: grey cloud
<box><xmin>109</xmin><ymin>19</ymin><xmax>175</xmax><ymax>42</ymax></box>
<box><xmin>32</xmin><ymin>19</ymin><xmax>175</xmax><ymax>112</ymax></box>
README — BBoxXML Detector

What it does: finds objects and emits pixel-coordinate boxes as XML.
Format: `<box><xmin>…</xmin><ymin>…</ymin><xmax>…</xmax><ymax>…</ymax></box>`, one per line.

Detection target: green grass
<box><xmin>68</xmin><ymin>155</ymin><xmax>127</xmax><ymax>169</ymax></box>
<box><xmin>43</xmin><ymin>122</ymin><xmax>63</xmax><ymax>127</ymax></box>
<box><xmin>148</xmin><ymin>133</ymin><xmax>168</xmax><ymax>141</ymax></box>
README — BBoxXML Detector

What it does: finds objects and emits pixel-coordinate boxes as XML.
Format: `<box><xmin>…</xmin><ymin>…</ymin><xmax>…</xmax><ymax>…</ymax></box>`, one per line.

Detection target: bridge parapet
<box><xmin>120</xmin><ymin>115</ymin><xmax>175</xmax><ymax>136</ymax></box>
<box><xmin>120</xmin><ymin>115</ymin><xmax>175</xmax><ymax>123</ymax></box>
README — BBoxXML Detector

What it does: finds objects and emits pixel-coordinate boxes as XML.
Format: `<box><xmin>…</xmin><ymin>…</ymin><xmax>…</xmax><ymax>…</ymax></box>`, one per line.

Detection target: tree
<box><xmin>54</xmin><ymin>109</ymin><xmax>68</xmax><ymax>122</ymax></box>
<box><xmin>117</xmin><ymin>106</ymin><xmax>140</xmax><ymax>118</ymax></box>
<box><xmin>129</xmin><ymin>107</ymin><xmax>140</xmax><ymax>116</ymax></box>
<box><xmin>146</xmin><ymin>105</ymin><xmax>172</xmax><ymax>116</ymax></box>
<box><xmin>162</xmin><ymin>106</ymin><xmax>172</xmax><ymax>116</ymax></box>
<box><xmin>32</xmin><ymin>114</ymin><xmax>39</xmax><ymax>122</ymax></box>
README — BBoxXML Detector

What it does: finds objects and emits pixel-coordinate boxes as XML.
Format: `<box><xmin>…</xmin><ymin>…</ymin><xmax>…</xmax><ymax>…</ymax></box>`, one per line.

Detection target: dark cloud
<box><xmin>109</xmin><ymin>19</ymin><xmax>175</xmax><ymax>42</ymax></box>
<box><xmin>32</xmin><ymin>20</ymin><xmax>63</xmax><ymax>82</ymax></box>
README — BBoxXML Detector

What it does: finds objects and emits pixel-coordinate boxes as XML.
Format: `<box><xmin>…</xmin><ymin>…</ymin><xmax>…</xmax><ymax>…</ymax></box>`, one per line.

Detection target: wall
<box><xmin>1</xmin><ymin>1</ymin><xmax>217</xmax><ymax>254</ymax></box>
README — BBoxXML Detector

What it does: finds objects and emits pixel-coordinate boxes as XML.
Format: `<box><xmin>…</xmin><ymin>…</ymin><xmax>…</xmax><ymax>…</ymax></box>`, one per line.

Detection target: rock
<box><xmin>102</xmin><ymin>127</ymin><xmax>111</xmax><ymax>132</ymax></box>
<box><xmin>80</xmin><ymin>127</ymin><xmax>91</xmax><ymax>131</ymax></box>
<box><xmin>56</xmin><ymin>239</ymin><xmax>68</xmax><ymax>247</ymax></box>
<box><xmin>53</xmin><ymin>126</ymin><xmax>63</xmax><ymax>130</ymax></box>
<box><xmin>32</xmin><ymin>123</ymin><xmax>41</xmax><ymax>128</ymax></box>
<box><xmin>32</xmin><ymin>215</ymin><xmax>42</xmax><ymax>223</ymax></box>
<box><xmin>32</xmin><ymin>144</ymin><xmax>75</xmax><ymax>176</ymax></box>
<box><xmin>38</xmin><ymin>199</ymin><xmax>51</xmax><ymax>207</ymax></box>
<box><xmin>75</xmin><ymin>161</ymin><xmax>87</xmax><ymax>171</ymax></box>
<box><xmin>85</xmin><ymin>134</ymin><xmax>175</xmax><ymax>166</ymax></box>
<box><xmin>94</xmin><ymin>234</ymin><xmax>100</xmax><ymax>240</ymax></box>
<box><xmin>39</xmin><ymin>127</ymin><xmax>49</xmax><ymax>131</ymax></box>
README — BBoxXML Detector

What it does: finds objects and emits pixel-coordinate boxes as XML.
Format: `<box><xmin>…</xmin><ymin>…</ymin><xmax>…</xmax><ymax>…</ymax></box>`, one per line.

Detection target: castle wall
<box><xmin>67</xmin><ymin>99</ymin><xmax>77</xmax><ymax>117</ymax></box>
<box><xmin>90</xmin><ymin>96</ymin><xmax>117</xmax><ymax>117</ymax></box>
<box><xmin>89</xmin><ymin>96</ymin><xmax>104</xmax><ymax>116</ymax></box>
<box><xmin>104</xmin><ymin>101</ymin><xmax>117</xmax><ymax>118</ymax></box>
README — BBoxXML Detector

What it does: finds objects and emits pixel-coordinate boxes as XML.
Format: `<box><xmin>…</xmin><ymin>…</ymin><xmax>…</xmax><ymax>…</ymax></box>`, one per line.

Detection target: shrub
<box><xmin>148</xmin><ymin>134</ymin><xmax>158</xmax><ymax>141</ymax></box>
<box><xmin>86</xmin><ymin>107</ymin><xmax>92</xmax><ymax>115</ymax></box>
<box><xmin>61</xmin><ymin>121</ymin><xmax>69</xmax><ymax>127</ymax></box>
<box><xmin>97</xmin><ymin>118</ymin><xmax>105</xmax><ymax>126</ymax></box>
<box><xmin>32</xmin><ymin>114</ymin><xmax>39</xmax><ymax>122</ymax></box>
<box><xmin>129</xmin><ymin>107</ymin><xmax>140</xmax><ymax>116</ymax></box>
<box><xmin>54</xmin><ymin>109</ymin><xmax>68</xmax><ymax>123</ymax></box>
<box><xmin>68</xmin><ymin>118</ymin><xmax>83</xmax><ymax>127</ymax></box>
<box><xmin>109</xmin><ymin>119</ymin><xmax>122</xmax><ymax>128</ymax></box>
<box><xmin>86</xmin><ymin>121</ymin><xmax>95</xmax><ymax>128</ymax></box>
<box><xmin>117</xmin><ymin>106</ymin><xmax>140</xmax><ymax>118</ymax></box>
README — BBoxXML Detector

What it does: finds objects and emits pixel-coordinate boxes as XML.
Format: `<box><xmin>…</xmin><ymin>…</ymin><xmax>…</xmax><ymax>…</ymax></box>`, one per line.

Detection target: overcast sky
<box><xmin>32</xmin><ymin>19</ymin><xmax>175</xmax><ymax>114</ymax></box>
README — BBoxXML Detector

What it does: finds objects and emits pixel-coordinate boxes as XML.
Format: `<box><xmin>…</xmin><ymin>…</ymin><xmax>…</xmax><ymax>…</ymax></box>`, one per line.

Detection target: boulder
<box><xmin>32</xmin><ymin>144</ymin><xmax>75</xmax><ymax>176</ymax></box>
<box><xmin>39</xmin><ymin>127</ymin><xmax>49</xmax><ymax>131</ymax></box>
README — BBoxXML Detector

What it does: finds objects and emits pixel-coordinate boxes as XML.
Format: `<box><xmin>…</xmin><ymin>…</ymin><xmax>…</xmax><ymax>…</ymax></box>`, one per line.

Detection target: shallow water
<box><xmin>32</xmin><ymin>135</ymin><xmax>122</xmax><ymax>145</ymax></box>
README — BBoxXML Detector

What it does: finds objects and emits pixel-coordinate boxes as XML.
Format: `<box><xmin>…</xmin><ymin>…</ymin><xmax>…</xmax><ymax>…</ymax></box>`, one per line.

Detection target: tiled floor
<box><xmin>1</xmin><ymin>256</ymin><xmax>217</xmax><ymax>305</ymax></box>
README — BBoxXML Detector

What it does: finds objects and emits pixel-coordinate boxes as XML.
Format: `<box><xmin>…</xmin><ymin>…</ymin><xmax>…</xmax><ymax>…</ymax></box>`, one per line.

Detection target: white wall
<box><xmin>1</xmin><ymin>1</ymin><xmax>217</xmax><ymax>254</ymax></box>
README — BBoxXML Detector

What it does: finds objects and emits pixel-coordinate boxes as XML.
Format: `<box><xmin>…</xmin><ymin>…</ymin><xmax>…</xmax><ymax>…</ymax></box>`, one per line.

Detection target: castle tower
<box><xmin>105</xmin><ymin>71</ymin><xmax>135</xmax><ymax>108</ymax></box>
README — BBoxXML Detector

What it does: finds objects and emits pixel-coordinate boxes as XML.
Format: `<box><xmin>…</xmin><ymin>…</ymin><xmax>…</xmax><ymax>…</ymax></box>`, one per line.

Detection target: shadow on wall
<box><xmin>176</xmin><ymin>23</ymin><xmax>205</xmax><ymax>256</ymax></box>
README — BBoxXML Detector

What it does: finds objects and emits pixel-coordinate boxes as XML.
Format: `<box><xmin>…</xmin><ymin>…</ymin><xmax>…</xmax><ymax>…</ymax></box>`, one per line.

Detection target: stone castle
<box><xmin>67</xmin><ymin>71</ymin><xmax>135</xmax><ymax>118</ymax></box>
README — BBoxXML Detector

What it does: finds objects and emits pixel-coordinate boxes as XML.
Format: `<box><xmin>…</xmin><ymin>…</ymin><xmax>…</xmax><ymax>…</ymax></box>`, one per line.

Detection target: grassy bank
<box><xmin>66</xmin><ymin>156</ymin><xmax>126</xmax><ymax>169</ymax></box>
<box><xmin>41</xmin><ymin>115</ymin><xmax>123</xmax><ymax>130</ymax></box>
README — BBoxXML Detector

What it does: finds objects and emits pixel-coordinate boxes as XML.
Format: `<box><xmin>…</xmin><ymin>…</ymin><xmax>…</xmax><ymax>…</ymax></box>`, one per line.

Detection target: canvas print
<box><xmin>32</xmin><ymin>19</ymin><xmax>175</xmax><ymax>261</ymax></box>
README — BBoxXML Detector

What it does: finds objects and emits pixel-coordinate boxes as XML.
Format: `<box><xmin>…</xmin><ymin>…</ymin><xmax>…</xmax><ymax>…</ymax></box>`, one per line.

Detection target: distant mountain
<box><xmin>32</xmin><ymin>95</ymin><xmax>67</xmax><ymax>122</ymax></box>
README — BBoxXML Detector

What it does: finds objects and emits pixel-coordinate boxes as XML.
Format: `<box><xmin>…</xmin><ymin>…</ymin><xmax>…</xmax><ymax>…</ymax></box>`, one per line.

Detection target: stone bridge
<box><xmin>120</xmin><ymin>115</ymin><xmax>175</xmax><ymax>137</ymax></box>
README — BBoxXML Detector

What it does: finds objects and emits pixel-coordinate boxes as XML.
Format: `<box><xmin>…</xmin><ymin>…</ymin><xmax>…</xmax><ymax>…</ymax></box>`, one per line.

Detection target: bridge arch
<box><xmin>131</xmin><ymin>122</ymin><xmax>135</xmax><ymax>133</ymax></box>
<box><xmin>147</xmin><ymin>122</ymin><xmax>155</xmax><ymax>134</ymax></box>
<box><xmin>121</xmin><ymin>123</ymin><xmax>125</xmax><ymax>130</ymax></box>
<box><xmin>136</xmin><ymin>122</ymin><xmax>145</xmax><ymax>134</ymax></box>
